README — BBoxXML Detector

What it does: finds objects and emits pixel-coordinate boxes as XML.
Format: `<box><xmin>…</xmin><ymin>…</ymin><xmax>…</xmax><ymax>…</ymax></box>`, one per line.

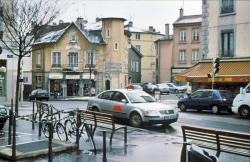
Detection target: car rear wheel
<box><xmin>129</xmin><ymin>112</ymin><xmax>143</xmax><ymax>128</ymax></box>
<box><xmin>211</xmin><ymin>105</ymin><xmax>219</xmax><ymax>114</ymax></box>
<box><xmin>179</xmin><ymin>103</ymin><xmax>186</xmax><ymax>112</ymax></box>
<box><xmin>239</xmin><ymin>106</ymin><xmax>250</xmax><ymax>119</ymax></box>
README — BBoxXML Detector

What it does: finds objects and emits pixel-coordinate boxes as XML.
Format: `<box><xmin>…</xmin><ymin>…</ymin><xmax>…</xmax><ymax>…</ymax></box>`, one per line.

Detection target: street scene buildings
<box><xmin>0</xmin><ymin>0</ymin><xmax>250</xmax><ymax>162</ymax></box>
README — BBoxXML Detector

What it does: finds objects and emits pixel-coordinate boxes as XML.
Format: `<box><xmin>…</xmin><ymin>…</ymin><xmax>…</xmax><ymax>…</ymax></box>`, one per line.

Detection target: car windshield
<box><xmin>133</xmin><ymin>85</ymin><xmax>142</xmax><ymax>89</ymax></box>
<box><xmin>38</xmin><ymin>90</ymin><xmax>48</xmax><ymax>94</ymax></box>
<box><xmin>126</xmin><ymin>92</ymin><xmax>155</xmax><ymax>103</ymax></box>
<box><xmin>220</xmin><ymin>91</ymin><xmax>233</xmax><ymax>99</ymax></box>
<box><xmin>167</xmin><ymin>84</ymin><xmax>173</xmax><ymax>87</ymax></box>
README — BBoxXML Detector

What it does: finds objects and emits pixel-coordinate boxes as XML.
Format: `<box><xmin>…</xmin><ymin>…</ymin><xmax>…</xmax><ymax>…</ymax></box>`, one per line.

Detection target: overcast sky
<box><xmin>57</xmin><ymin>0</ymin><xmax>202</xmax><ymax>34</ymax></box>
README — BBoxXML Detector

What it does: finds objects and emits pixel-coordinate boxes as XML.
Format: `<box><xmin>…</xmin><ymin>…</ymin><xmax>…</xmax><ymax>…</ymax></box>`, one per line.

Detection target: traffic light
<box><xmin>213</xmin><ymin>57</ymin><xmax>220</xmax><ymax>75</ymax></box>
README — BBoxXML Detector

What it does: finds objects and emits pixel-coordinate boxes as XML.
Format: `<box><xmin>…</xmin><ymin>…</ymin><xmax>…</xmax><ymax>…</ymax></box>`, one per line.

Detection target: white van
<box><xmin>232</xmin><ymin>83</ymin><xmax>250</xmax><ymax>118</ymax></box>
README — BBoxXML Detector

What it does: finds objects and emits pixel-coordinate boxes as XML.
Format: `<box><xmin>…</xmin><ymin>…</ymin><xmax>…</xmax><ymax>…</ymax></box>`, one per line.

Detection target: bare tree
<box><xmin>0</xmin><ymin>0</ymin><xmax>60</xmax><ymax>115</ymax></box>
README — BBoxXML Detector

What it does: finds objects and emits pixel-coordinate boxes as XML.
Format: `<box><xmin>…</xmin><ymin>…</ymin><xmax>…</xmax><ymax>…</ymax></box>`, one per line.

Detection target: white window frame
<box><xmin>85</xmin><ymin>50</ymin><xmax>96</xmax><ymax>68</ymax></box>
<box><xmin>179</xmin><ymin>50</ymin><xmax>186</xmax><ymax>61</ymax></box>
<box><xmin>135</xmin><ymin>45</ymin><xmax>141</xmax><ymax>52</ymax></box>
<box><xmin>192</xmin><ymin>49</ymin><xmax>199</xmax><ymax>61</ymax></box>
<box><xmin>192</xmin><ymin>29</ymin><xmax>199</xmax><ymax>41</ymax></box>
<box><xmin>135</xmin><ymin>33</ymin><xmax>140</xmax><ymax>40</ymax></box>
<box><xmin>36</xmin><ymin>50</ymin><xmax>41</xmax><ymax>66</ymax></box>
<box><xmin>70</xmin><ymin>32</ymin><xmax>77</xmax><ymax>42</ymax></box>
<box><xmin>179</xmin><ymin>31</ymin><xmax>187</xmax><ymax>42</ymax></box>
<box><xmin>51</xmin><ymin>51</ymin><xmax>61</xmax><ymax>68</ymax></box>
<box><xmin>135</xmin><ymin>61</ymin><xmax>139</xmax><ymax>72</ymax></box>
<box><xmin>130</xmin><ymin>60</ymin><xmax>133</xmax><ymax>71</ymax></box>
<box><xmin>220</xmin><ymin>0</ymin><xmax>235</xmax><ymax>14</ymax></box>
<box><xmin>68</xmin><ymin>52</ymin><xmax>78</xmax><ymax>67</ymax></box>
<box><xmin>114</xmin><ymin>42</ymin><xmax>119</xmax><ymax>51</ymax></box>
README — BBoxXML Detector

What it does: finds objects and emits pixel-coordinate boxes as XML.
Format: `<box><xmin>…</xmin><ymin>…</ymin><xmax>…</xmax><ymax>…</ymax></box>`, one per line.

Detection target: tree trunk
<box><xmin>15</xmin><ymin>57</ymin><xmax>22</xmax><ymax>115</ymax></box>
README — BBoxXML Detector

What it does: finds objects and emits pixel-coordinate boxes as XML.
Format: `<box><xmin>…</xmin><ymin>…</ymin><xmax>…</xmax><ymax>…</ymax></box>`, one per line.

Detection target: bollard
<box><xmin>8</xmin><ymin>109</ymin><xmax>12</xmax><ymax>145</ymax></box>
<box><xmin>8</xmin><ymin>101</ymin><xmax>13</xmax><ymax>145</ymax></box>
<box><xmin>102</xmin><ymin>131</ymin><xmax>107</xmax><ymax>162</ymax></box>
<box><xmin>76</xmin><ymin>109</ymin><xmax>80</xmax><ymax>149</ymax></box>
<box><xmin>48</xmin><ymin>122</ymin><xmax>53</xmax><ymax>162</ymax></box>
<box><xmin>50</xmin><ymin>108</ymin><xmax>53</xmax><ymax>139</ymax></box>
<box><xmin>124</xmin><ymin>126</ymin><xmax>127</xmax><ymax>145</ymax></box>
<box><xmin>32</xmin><ymin>101</ymin><xmax>35</xmax><ymax>130</ymax></box>
<box><xmin>38</xmin><ymin>106</ymin><xmax>42</xmax><ymax>137</ymax></box>
<box><xmin>12</xmin><ymin>112</ymin><xmax>16</xmax><ymax>160</ymax></box>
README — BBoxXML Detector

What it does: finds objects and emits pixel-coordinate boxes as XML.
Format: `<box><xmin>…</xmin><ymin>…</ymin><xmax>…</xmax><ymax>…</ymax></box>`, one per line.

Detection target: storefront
<box><xmin>65</xmin><ymin>74</ymin><xmax>80</xmax><ymax>96</ymax></box>
<box><xmin>48</xmin><ymin>73</ymin><xmax>64</xmax><ymax>96</ymax></box>
<box><xmin>175</xmin><ymin>59</ymin><xmax>250</xmax><ymax>95</ymax></box>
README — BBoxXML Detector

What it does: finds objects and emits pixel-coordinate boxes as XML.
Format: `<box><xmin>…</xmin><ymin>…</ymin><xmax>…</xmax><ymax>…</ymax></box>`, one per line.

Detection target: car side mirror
<box><xmin>240</xmin><ymin>87</ymin><xmax>243</xmax><ymax>94</ymax></box>
<box><xmin>240</xmin><ymin>87</ymin><xmax>246</xmax><ymax>94</ymax></box>
<box><xmin>121</xmin><ymin>99</ymin><xmax>127</xmax><ymax>103</ymax></box>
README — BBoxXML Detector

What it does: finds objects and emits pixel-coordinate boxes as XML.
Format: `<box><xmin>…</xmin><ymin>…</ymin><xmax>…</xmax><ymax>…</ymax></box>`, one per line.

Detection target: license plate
<box><xmin>164</xmin><ymin>115</ymin><xmax>176</xmax><ymax>120</ymax></box>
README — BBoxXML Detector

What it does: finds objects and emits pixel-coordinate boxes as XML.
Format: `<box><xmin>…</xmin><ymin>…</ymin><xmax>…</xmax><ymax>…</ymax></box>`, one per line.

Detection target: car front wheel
<box><xmin>211</xmin><ymin>105</ymin><xmax>219</xmax><ymax>114</ymax></box>
<box><xmin>239</xmin><ymin>106</ymin><xmax>250</xmax><ymax>119</ymax></box>
<box><xmin>179</xmin><ymin>103</ymin><xmax>186</xmax><ymax>112</ymax></box>
<box><xmin>129</xmin><ymin>112</ymin><xmax>143</xmax><ymax>127</ymax></box>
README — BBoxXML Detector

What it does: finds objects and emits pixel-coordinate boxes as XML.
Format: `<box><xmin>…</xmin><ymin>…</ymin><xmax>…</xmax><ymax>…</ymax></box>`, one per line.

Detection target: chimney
<box><xmin>179</xmin><ymin>8</ymin><xmax>184</xmax><ymax>18</ymax></box>
<box><xmin>96</xmin><ymin>17</ymin><xmax>101</xmax><ymax>22</ymax></box>
<box><xmin>149</xmin><ymin>26</ymin><xmax>154</xmax><ymax>32</ymax></box>
<box><xmin>128</xmin><ymin>21</ymin><xmax>133</xmax><ymax>27</ymax></box>
<box><xmin>76</xmin><ymin>17</ymin><xmax>85</xmax><ymax>30</ymax></box>
<box><xmin>165</xmin><ymin>23</ymin><xmax>169</xmax><ymax>38</ymax></box>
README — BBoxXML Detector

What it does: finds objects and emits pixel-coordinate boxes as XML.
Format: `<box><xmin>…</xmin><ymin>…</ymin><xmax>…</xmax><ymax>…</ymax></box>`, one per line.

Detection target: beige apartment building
<box><xmin>172</xmin><ymin>9</ymin><xmax>202</xmax><ymax>81</ymax></box>
<box><xmin>155</xmin><ymin>9</ymin><xmax>201</xmax><ymax>84</ymax></box>
<box><xmin>155</xmin><ymin>24</ymin><xmax>173</xmax><ymax>83</ymax></box>
<box><xmin>176</xmin><ymin>0</ymin><xmax>250</xmax><ymax>92</ymax></box>
<box><xmin>32</xmin><ymin>17</ymin><xmax>129</xmax><ymax>97</ymax></box>
<box><xmin>126</xmin><ymin>23</ymin><xmax>164</xmax><ymax>83</ymax></box>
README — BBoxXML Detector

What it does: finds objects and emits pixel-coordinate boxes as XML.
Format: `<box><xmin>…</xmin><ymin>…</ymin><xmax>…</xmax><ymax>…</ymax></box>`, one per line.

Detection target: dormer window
<box><xmin>70</xmin><ymin>32</ymin><xmax>77</xmax><ymax>42</ymax></box>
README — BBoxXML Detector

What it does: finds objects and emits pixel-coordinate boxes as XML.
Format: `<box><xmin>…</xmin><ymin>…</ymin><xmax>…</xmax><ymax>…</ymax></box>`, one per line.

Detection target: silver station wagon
<box><xmin>87</xmin><ymin>89</ymin><xmax>178</xmax><ymax>127</ymax></box>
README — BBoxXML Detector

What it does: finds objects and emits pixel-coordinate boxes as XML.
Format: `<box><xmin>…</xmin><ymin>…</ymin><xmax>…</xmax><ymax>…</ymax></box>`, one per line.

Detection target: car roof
<box><xmin>196</xmin><ymin>89</ymin><xmax>231</xmax><ymax>92</ymax></box>
<box><xmin>101</xmin><ymin>89</ymin><xmax>145</xmax><ymax>94</ymax></box>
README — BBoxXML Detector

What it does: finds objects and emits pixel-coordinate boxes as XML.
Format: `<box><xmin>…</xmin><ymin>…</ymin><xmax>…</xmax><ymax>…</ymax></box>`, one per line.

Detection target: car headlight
<box><xmin>144</xmin><ymin>110</ymin><xmax>159</xmax><ymax>115</ymax></box>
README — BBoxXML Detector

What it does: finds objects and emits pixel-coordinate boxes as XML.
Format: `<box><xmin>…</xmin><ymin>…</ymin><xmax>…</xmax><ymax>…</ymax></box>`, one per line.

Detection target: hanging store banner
<box><xmin>65</xmin><ymin>75</ymin><xmax>80</xmax><ymax>80</ymax></box>
<box><xmin>49</xmin><ymin>73</ymin><xmax>63</xmax><ymax>79</ymax></box>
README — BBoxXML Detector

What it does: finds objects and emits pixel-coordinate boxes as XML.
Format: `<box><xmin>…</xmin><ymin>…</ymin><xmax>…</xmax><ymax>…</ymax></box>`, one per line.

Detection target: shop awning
<box><xmin>49</xmin><ymin>73</ymin><xmax>63</xmax><ymax>79</ymax></box>
<box><xmin>65</xmin><ymin>75</ymin><xmax>80</xmax><ymax>80</ymax></box>
<box><xmin>82</xmin><ymin>73</ymin><xmax>95</xmax><ymax>79</ymax></box>
<box><xmin>175</xmin><ymin>60</ymin><xmax>250</xmax><ymax>83</ymax></box>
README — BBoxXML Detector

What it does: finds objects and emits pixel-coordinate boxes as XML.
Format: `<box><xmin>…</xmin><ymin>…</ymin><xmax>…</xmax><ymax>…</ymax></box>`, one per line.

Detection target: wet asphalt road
<box><xmin>21</xmin><ymin>94</ymin><xmax>250</xmax><ymax>136</ymax></box>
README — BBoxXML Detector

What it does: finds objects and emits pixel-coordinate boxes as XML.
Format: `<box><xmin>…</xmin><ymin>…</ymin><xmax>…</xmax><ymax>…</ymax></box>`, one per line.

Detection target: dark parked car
<box><xmin>29</xmin><ymin>89</ymin><xmax>49</xmax><ymax>101</ymax></box>
<box><xmin>177</xmin><ymin>89</ymin><xmax>233</xmax><ymax>114</ymax></box>
<box><xmin>141</xmin><ymin>82</ymin><xmax>157</xmax><ymax>93</ymax></box>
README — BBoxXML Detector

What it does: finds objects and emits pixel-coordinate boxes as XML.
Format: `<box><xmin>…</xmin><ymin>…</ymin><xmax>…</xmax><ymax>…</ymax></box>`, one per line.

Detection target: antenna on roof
<box><xmin>181</xmin><ymin>0</ymin><xmax>185</xmax><ymax>9</ymax></box>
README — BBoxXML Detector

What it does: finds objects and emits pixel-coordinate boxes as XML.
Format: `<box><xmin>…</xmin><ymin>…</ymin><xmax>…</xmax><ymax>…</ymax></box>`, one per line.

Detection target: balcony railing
<box><xmin>221</xmin><ymin>50</ymin><xmax>234</xmax><ymax>57</ymax></box>
<box><xmin>85</xmin><ymin>64</ymin><xmax>96</xmax><ymax>68</ymax></box>
<box><xmin>62</xmin><ymin>64</ymin><xmax>79</xmax><ymax>71</ymax></box>
<box><xmin>51</xmin><ymin>64</ymin><xmax>61</xmax><ymax>68</ymax></box>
